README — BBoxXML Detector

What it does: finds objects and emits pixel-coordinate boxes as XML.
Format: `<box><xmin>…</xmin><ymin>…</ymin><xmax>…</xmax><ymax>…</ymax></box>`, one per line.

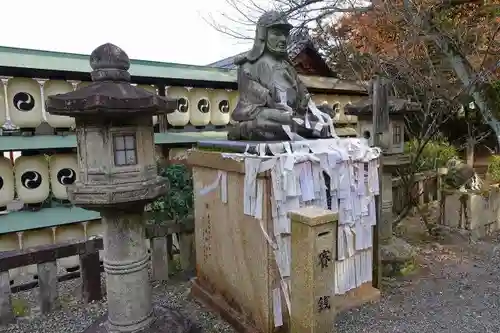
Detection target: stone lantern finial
<box><xmin>90</xmin><ymin>43</ymin><xmax>131</xmax><ymax>82</ymax></box>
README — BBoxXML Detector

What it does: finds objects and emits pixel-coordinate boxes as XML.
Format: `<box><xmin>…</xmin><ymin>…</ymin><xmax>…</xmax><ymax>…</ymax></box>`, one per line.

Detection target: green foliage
<box><xmin>11</xmin><ymin>298</ymin><xmax>30</xmax><ymax>317</ymax></box>
<box><xmin>152</xmin><ymin>163</ymin><xmax>193</xmax><ymax>222</ymax></box>
<box><xmin>405</xmin><ymin>139</ymin><xmax>459</xmax><ymax>172</ymax></box>
<box><xmin>487</xmin><ymin>155</ymin><xmax>500</xmax><ymax>183</ymax></box>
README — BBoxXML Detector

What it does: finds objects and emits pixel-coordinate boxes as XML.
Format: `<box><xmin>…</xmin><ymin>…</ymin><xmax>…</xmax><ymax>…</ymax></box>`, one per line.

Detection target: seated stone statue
<box><xmin>227</xmin><ymin>11</ymin><xmax>336</xmax><ymax>141</ymax></box>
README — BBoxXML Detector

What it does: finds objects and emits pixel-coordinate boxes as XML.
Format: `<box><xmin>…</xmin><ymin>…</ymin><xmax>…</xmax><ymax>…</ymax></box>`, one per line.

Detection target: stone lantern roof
<box><xmin>344</xmin><ymin>98</ymin><xmax>421</xmax><ymax>117</ymax></box>
<box><xmin>45</xmin><ymin>43</ymin><xmax>178</xmax><ymax>116</ymax></box>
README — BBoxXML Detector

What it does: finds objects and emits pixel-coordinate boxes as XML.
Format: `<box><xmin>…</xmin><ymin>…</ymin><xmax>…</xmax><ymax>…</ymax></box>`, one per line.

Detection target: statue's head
<box><xmin>235</xmin><ymin>11</ymin><xmax>293</xmax><ymax>65</ymax></box>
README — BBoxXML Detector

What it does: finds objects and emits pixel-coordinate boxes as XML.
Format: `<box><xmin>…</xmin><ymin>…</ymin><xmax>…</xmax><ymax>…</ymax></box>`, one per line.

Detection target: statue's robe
<box><xmin>228</xmin><ymin>54</ymin><xmax>325</xmax><ymax>141</ymax></box>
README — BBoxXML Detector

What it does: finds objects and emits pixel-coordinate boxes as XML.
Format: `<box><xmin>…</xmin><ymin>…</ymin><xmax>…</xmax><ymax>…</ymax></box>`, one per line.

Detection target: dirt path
<box><xmin>335</xmin><ymin>231</ymin><xmax>500</xmax><ymax>333</ymax></box>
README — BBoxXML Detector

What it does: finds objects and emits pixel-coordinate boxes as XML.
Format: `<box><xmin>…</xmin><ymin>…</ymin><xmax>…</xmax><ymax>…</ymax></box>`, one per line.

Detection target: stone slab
<box><xmin>83</xmin><ymin>305</ymin><xmax>200</xmax><ymax>333</ymax></box>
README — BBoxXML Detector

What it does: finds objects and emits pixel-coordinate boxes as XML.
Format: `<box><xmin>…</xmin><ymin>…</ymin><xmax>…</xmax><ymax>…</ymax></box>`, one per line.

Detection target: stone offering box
<box><xmin>188</xmin><ymin>139</ymin><xmax>381</xmax><ymax>333</ymax></box>
<box><xmin>441</xmin><ymin>184</ymin><xmax>500</xmax><ymax>240</ymax></box>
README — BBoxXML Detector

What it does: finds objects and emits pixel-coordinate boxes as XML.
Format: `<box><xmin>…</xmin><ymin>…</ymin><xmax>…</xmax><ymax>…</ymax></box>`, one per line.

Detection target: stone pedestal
<box><xmin>84</xmin><ymin>208</ymin><xmax>198</xmax><ymax>333</ymax></box>
<box><xmin>102</xmin><ymin>210</ymin><xmax>153</xmax><ymax>332</ymax></box>
<box><xmin>289</xmin><ymin>207</ymin><xmax>337</xmax><ymax>333</ymax></box>
<box><xmin>188</xmin><ymin>148</ymin><xmax>380</xmax><ymax>333</ymax></box>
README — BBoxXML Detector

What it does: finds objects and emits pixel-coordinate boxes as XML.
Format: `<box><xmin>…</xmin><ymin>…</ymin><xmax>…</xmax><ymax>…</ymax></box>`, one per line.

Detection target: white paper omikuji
<box><xmin>230</xmin><ymin>138</ymin><xmax>381</xmax><ymax>300</ymax></box>
<box><xmin>272</xmin><ymin>288</ymin><xmax>283</xmax><ymax>327</ymax></box>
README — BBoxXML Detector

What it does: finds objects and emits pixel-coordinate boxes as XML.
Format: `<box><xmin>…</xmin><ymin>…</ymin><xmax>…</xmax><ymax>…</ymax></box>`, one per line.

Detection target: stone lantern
<box><xmin>345</xmin><ymin>97</ymin><xmax>420</xmax><ymax>155</ymax></box>
<box><xmin>345</xmin><ymin>95</ymin><xmax>420</xmax><ymax>275</ymax></box>
<box><xmin>45</xmin><ymin>43</ymin><xmax>194</xmax><ymax>333</ymax></box>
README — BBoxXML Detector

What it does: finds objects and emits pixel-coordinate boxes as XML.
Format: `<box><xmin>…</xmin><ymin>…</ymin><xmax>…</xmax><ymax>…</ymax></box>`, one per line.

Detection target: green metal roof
<box><xmin>0</xmin><ymin>206</ymin><xmax>99</xmax><ymax>234</ymax></box>
<box><xmin>0</xmin><ymin>45</ymin><xmax>236</xmax><ymax>84</ymax></box>
<box><xmin>0</xmin><ymin>46</ymin><xmax>365</xmax><ymax>93</ymax></box>
<box><xmin>0</xmin><ymin>131</ymin><xmax>228</xmax><ymax>151</ymax></box>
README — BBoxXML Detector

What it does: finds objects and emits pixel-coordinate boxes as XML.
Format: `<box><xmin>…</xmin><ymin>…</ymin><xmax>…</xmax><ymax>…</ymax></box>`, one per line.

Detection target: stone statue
<box><xmin>227</xmin><ymin>11</ymin><xmax>336</xmax><ymax>141</ymax></box>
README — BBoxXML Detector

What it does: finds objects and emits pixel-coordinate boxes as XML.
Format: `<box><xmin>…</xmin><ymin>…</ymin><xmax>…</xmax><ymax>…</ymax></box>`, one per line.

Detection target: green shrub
<box><xmin>152</xmin><ymin>163</ymin><xmax>193</xmax><ymax>222</ymax></box>
<box><xmin>487</xmin><ymin>155</ymin><xmax>500</xmax><ymax>183</ymax></box>
<box><xmin>405</xmin><ymin>139</ymin><xmax>459</xmax><ymax>172</ymax></box>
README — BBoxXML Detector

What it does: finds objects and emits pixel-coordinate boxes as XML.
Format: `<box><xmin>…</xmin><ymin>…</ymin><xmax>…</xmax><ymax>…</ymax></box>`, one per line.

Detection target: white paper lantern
<box><xmin>189</xmin><ymin>88</ymin><xmax>211</xmax><ymax>127</ymax></box>
<box><xmin>0</xmin><ymin>233</ymin><xmax>21</xmax><ymax>281</ymax></box>
<box><xmin>0</xmin><ymin>80</ymin><xmax>7</xmax><ymax>127</ymax></box>
<box><xmin>14</xmin><ymin>155</ymin><xmax>50</xmax><ymax>205</ymax></box>
<box><xmin>55</xmin><ymin>225</ymin><xmax>85</xmax><ymax>270</ymax></box>
<box><xmin>44</xmin><ymin>80</ymin><xmax>75</xmax><ymax>129</ymax></box>
<box><xmin>312</xmin><ymin>94</ymin><xmax>329</xmax><ymax>107</ymax></box>
<box><xmin>166</xmin><ymin>86</ymin><xmax>190</xmax><ymax>127</ymax></box>
<box><xmin>228</xmin><ymin>90</ymin><xmax>239</xmax><ymax>125</ymax></box>
<box><xmin>7</xmin><ymin>78</ymin><xmax>43</xmax><ymax>129</ymax></box>
<box><xmin>210</xmin><ymin>90</ymin><xmax>231</xmax><ymax>126</ymax></box>
<box><xmin>76</xmin><ymin>81</ymin><xmax>92</xmax><ymax>89</ymax></box>
<box><xmin>0</xmin><ymin>156</ymin><xmax>14</xmax><ymax>209</ymax></box>
<box><xmin>49</xmin><ymin>154</ymin><xmax>78</xmax><ymax>200</ymax></box>
<box><xmin>22</xmin><ymin>228</ymin><xmax>53</xmax><ymax>276</ymax></box>
<box><xmin>137</xmin><ymin>84</ymin><xmax>158</xmax><ymax>126</ymax></box>
<box><xmin>332</xmin><ymin>100</ymin><xmax>342</xmax><ymax>121</ymax></box>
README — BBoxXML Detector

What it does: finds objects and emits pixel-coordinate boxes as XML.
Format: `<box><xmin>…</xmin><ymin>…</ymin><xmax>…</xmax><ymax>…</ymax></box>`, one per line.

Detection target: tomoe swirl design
<box><xmin>13</xmin><ymin>92</ymin><xmax>35</xmax><ymax>111</ymax></box>
<box><xmin>56</xmin><ymin>168</ymin><xmax>76</xmax><ymax>185</ymax></box>
<box><xmin>177</xmin><ymin>98</ymin><xmax>189</xmax><ymax>113</ymax></box>
<box><xmin>21</xmin><ymin>171</ymin><xmax>42</xmax><ymax>189</ymax></box>
<box><xmin>218</xmin><ymin>100</ymin><xmax>230</xmax><ymax>114</ymax></box>
<box><xmin>197</xmin><ymin>99</ymin><xmax>210</xmax><ymax>113</ymax></box>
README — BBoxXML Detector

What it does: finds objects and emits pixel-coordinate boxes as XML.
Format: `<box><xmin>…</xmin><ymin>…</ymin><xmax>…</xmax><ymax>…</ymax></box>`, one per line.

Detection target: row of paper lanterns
<box><xmin>0</xmin><ymin>154</ymin><xmax>78</xmax><ymax>206</ymax></box>
<box><xmin>0</xmin><ymin>78</ymin><xmax>357</xmax><ymax>129</ymax></box>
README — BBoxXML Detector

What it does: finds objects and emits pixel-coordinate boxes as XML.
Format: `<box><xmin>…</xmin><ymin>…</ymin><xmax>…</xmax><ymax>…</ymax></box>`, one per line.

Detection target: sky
<box><xmin>0</xmin><ymin>0</ymin><xmax>260</xmax><ymax>66</ymax></box>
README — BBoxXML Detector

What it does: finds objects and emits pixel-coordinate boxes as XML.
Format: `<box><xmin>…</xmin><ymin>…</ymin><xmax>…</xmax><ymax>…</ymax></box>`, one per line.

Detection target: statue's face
<box><xmin>266</xmin><ymin>27</ymin><xmax>288</xmax><ymax>56</ymax></box>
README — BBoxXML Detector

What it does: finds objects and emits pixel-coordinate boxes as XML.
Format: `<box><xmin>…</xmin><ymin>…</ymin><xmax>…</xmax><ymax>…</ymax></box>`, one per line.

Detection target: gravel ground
<box><xmin>0</xmin><ymin>269</ymin><xmax>235</xmax><ymax>333</ymax></box>
<box><xmin>336</xmin><ymin>232</ymin><xmax>500</xmax><ymax>333</ymax></box>
<box><xmin>3</xmin><ymin>232</ymin><xmax>500</xmax><ymax>333</ymax></box>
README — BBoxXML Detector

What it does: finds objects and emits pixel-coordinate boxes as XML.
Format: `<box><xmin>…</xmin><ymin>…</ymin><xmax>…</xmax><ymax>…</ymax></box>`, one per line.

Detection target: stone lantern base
<box><xmin>84</xmin><ymin>306</ymin><xmax>200</xmax><ymax>333</ymax></box>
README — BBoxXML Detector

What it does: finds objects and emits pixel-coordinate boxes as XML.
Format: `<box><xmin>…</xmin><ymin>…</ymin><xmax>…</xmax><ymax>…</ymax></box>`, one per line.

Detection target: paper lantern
<box><xmin>0</xmin><ymin>233</ymin><xmax>21</xmax><ymax>281</ymax></box>
<box><xmin>55</xmin><ymin>225</ymin><xmax>85</xmax><ymax>270</ymax></box>
<box><xmin>14</xmin><ymin>155</ymin><xmax>50</xmax><ymax>205</ymax></box>
<box><xmin>0</xmin><ymin>80</ymin><xmax>7</xmax><ymax>127</ymax></box>
<box><xmin>86</xmin><ymin>220</ymin><xmax>104</xmax><ymax>261</ymax></box>
<box><xmin>210</xmin><ymin>89</ymin><xmax>231</xmax><ymax>126</ymax></box>
<box><xmin>22</xmin><ymin>228</ymin><xmax>53</xmax><ymax>276</ymax></box>
<box><xmin>137</xmin><ymin>84</ymin><xmax>158</xmax><ymax>126</ymax></box>
<box><xmin>49</xmin><ymin>154</ymin><xmax>78</xmax><ymax>200</ymax></box>
<box><xmin>166</xmin><ymin>86</ymin><xmax>190</xmax><ymax>127</ymax></box>
<box><xmin>332</xmin><ymin>101</ymin><xmax>342</xmax><ymax>122</ymax></box>
<box><xmin>0</xmin><ymin>156</ymin><xmax>14</xmax><ymax>210</ymax></box>
<box><xmin>76</xmin><ymin>81</ymin><xmax>92</xmax><ymax>89</ymax></box>
<box><xmin>189</xmin><ymin>88</ymin><xmax>211</xmax><ymax>127</ymax></box>
<box><xmin>228</xmin><ymin>90</ymin><xmax>239</xmax><ymax>125</ymax></box>
<box><xmin>44</xmin><ymin>80</ymin><xmax>75</xmax><ymax>129</ymax></box>
<box><xmin>312</xmin><ymin>94</ymin><xmax>329</xmax><ymax>107</ymax></box>
<box><xmin>7</xmin><ymin>78</ymin><xmax>43</xmax><ymax>129</ymax></box>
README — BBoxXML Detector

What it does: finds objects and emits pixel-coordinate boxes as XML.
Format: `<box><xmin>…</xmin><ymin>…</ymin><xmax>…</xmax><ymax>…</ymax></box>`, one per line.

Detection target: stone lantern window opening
<box><xmin>392</xmin><ymin>124</ymin><xmax>402</xmax><ymax>145</ymax></box>
<box><xmin>113</xmin><ymin>133</ymin><xmax>137</xmax><ymax>166</ymax></box>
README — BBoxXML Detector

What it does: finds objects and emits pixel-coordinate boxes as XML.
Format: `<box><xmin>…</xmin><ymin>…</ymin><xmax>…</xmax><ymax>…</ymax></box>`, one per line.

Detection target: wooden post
<box><xmin>372</xmin><ymin>76</ymin><xmax>390</xmax><ymax>289</ymax></box>
<box><xmin>0</xmin><ymin>271</ymin><xmax>14</xmax><ymax>325</ymax></box>
<box><xmin>151</xmin><ymin>237</ymin><xmax>170</xmax><ymax>281</ymax></box>
<box><xmin>156</xmin><ymin>84</ymin><xmax>169</xmax><ymax>132</ymax></box>
<box><xmin>289</xmin><ymin>207</ymin><xmax>337</xmax><ymax>333</ymax></box>
<box><xmin>179</xmin><ymin>232</ymin><xmax>195</xmax><ymax>274</ymax></box>
<box><xmin>79</xmin><ymin>246</ymin><xmax>102</xmax><ymax>303</ymax></box>
<box><xmin>37</xmin><ymin>261</ymin><xmax>59</xmax><ymax>313</ymax></box>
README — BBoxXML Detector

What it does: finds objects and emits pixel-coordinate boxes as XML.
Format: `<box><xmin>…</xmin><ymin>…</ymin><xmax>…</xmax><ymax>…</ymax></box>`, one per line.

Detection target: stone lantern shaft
<box><xmin>46</xmin><ymin>43</ymin><xmax>196</xmax><ymax>333</ymax></box>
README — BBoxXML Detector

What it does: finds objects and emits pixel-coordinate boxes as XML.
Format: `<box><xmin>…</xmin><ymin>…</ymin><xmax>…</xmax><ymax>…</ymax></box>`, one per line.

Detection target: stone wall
<box><xmin>441</xmin><ymin>186</ymin><xmax>500</xmax><ymax>239</ymax></box>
